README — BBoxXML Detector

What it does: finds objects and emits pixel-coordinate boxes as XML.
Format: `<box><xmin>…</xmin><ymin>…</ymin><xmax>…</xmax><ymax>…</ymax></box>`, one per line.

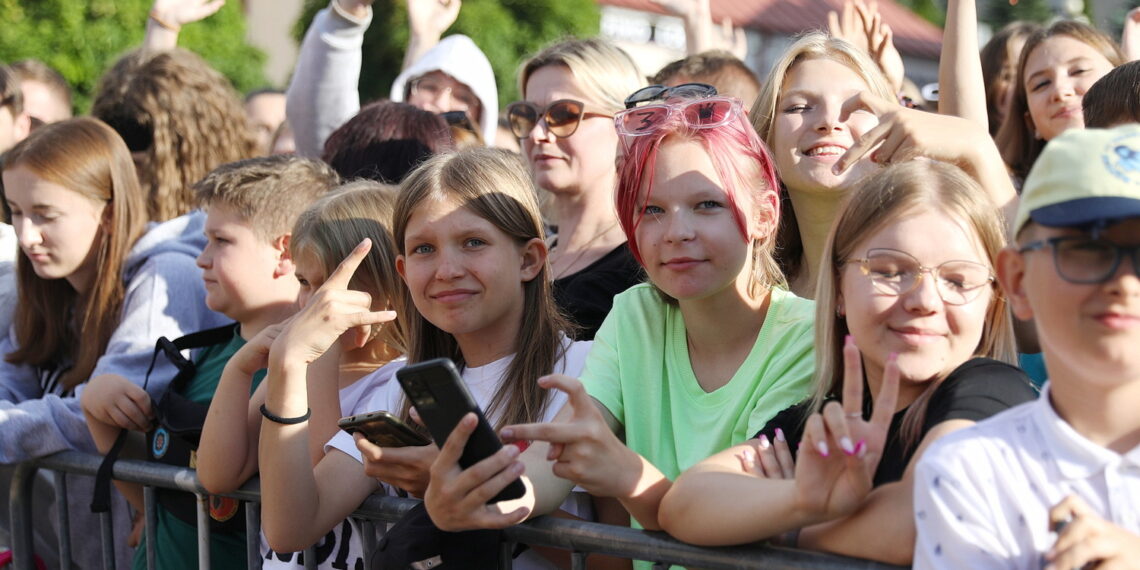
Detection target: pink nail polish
<box><xmin>840</xmin><ymin>436</ymin><xmax>855</xmax><ymax>455</ymax></box>
<box><xmin>758</xmin><ymin>435</ymin><xmax>771</xmax><ymax>449</ymax></box>
<box><xmin>854</xmin><ymin>440</ymin><xmax>867</xmax><ymax>457</ymax></box>
<box><xmin>816</xmin><ymin>441</ymin><xmax>830</xmax><ymax>457</ymax></box>
<box><xmin>775</xmin><ymin>428</ymin><xmax>786</xmax><ymax>443</ymax></box>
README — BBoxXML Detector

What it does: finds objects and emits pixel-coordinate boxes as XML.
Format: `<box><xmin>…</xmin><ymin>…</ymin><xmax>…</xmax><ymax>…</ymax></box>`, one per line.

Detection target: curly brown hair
<box><xmin>92</xmin><ymin>48</ymin><xmax>257</xmax><ymax>222</ymax></box>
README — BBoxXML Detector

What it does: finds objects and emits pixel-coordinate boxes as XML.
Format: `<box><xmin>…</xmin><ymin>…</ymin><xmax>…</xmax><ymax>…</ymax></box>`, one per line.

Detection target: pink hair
<box><xmin>615</xmin><ymin>105</ymin><xmax>781</xmax><ymax>268</ymax></box>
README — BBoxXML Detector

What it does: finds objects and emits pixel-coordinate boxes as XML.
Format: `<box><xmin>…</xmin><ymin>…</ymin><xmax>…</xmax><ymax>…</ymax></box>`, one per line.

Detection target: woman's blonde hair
<box><xmin>518</xmin><ymin>37</ymin><xmax>643</xmax><ymax>115</ymax></box>
<box><xmin>811</xmin><ymin>161</ymin><xmax>1016</xmax><ymax>451</ymax></box>
<box><xmin>92</xmin><ymin>48</ymin><xmax>257</xmax><ymax>222</ymax></box>
<box><xmin>3</xmin><ymin>118</ymin><xmax>148</xmax><ymax>391</ymax></box>
<box><xmin>749</xmin><ymin>32</ymin><xmax>896</xmax><ymax>285</ymax></box>
<box><xmin>996</xmin><ymin>21</ymin><xmax>1124</xmax><ymax>181</ymax></box>
<box><xmin>393</xmin><ymin>148</ymin><xmax>572</xmax><ymax>428</ymax></box>
<box><xmin>291</xmin><ymin>181</ymin><xmax>407</xmax><ymax>357</ymax></box>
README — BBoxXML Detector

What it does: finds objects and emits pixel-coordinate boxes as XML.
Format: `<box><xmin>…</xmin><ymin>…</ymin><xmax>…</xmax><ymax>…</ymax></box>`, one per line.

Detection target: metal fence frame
<box><xmin>8</xmin><ymin>451</ymin><xmax>905</xmax><ymax>570</ymax></box>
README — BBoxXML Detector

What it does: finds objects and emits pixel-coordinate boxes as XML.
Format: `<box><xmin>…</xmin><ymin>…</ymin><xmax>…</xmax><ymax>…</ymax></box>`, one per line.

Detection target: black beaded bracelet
<box><xmin>260</xmin><ymin>404</ymin><xmax>311</xmax><ymax>425</ymax></box>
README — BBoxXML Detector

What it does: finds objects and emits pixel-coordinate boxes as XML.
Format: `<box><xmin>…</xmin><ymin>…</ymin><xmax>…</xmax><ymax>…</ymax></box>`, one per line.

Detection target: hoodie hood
<box><xmin>391</xmin><ymin>34</ymin><xmax>499</xmax><ymax>143</ymax></box>
<box><xmin>124</xmin><ymin>210</ymin><xmax>207</xmax><ymax>282</ymax></box>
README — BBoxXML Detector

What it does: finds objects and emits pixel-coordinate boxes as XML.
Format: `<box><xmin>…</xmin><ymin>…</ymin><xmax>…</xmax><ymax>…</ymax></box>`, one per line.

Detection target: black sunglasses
<box><xmin>623</xmin><ymin>83</ymin><xmax>719</xmax><ymax>109</ymax></box>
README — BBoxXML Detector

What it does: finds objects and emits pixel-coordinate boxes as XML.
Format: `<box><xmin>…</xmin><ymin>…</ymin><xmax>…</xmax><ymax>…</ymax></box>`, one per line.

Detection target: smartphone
<box><xmin>338</xmin><ymin>411</ymin><xmax>431</xmax><ymax>448</ymax></box>
<box><xmin>396</xmin><ymin>358</ymin><xmax>526</xmax><ymax>503</ymax></box>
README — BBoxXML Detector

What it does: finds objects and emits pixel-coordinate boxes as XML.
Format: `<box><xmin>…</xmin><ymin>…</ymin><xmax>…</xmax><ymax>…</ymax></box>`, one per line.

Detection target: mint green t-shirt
<box><xmin>581</xmin><ymin>284</ymin><xmax>816</xmax><ymax>492</ymax></box>
<box><xmin>132</xmin><ymin>327</ymin><xmax>266</xmax><ymax>570</ymax></box>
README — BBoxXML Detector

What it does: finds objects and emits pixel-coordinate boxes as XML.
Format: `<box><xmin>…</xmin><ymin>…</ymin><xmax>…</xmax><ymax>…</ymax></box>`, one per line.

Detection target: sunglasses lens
<box><xmin>624</xmin><ymin>85</ymin><xmax>670</xmax><ymax>109</ymax></box>
<box><xmin>546</xmin><ymin>101</ymin><xmax>584</xmax><ymax>137</ymax></box>
<box><xmin>682</xmin><ymin>99</ymin><xmax>734</xmax><ymax>127</ymax></box>
<box><xmin>619</xmin><ymin>106</ymin><xmax>670</xmax><ymax>136</ymax></box>
<box><xmin>669</xmin><ymin>83</ymin><xmax>718</xmax><ymax>100</ymax></box>
<box><xmin>507</xmin><ymin>103</ymin><xmax>538</xmax><ymax>138</ymax></box>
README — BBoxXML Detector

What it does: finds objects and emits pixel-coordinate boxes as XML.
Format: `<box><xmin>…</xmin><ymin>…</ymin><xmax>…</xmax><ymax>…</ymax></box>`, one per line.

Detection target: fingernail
<box><xmin>855</xmin><ymin>440</ymin><xmax>867</xmax><ymax>457</ymax></box>
<box><xmin>505</xmin><ymin>445</ymin><xmax>520</xmax><ymax>458</ymax></box>
<box><xmin>845</xmin><ymin>335</ymin><xmax>855</xmax><ymax>347</ymax></box>
<box><xmin>775</xmin><ymin>428</ymin><xmax>786</xmax><ymax>443</ymax></box>
<box><xmin>816</xmin><ymin>441</ymin><xmax>830</xmax><ymax>457</ymax></box>
<box><xmin>512</xmin><ymin>462</ymin><xmax>525</xmax><ymax>474</ymax></box>
<box><xmin>840</xmin><ymin>436</ymin><xmax>855</xmax><ymax>455</ymax></box>
<box><xmin>758</xmin><ymin>435</ymin><xmax>771</xmax><ymax>449</ymax></box>
<box><xmin>500</xmin><ymin>428</ymin><xmax>513</xmax><ymax>439</ymax></box>
<box><xmin>739</xmin><ymin>449</ymin><xmax>756</xmax><ymax>466</ymax></box>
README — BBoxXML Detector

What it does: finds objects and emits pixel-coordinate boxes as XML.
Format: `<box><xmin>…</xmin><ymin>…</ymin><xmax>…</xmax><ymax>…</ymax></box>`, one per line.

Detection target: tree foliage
<box><xmin>0</xmin><ymin>0</ymin><xmax>266</xmax><ymax>114</ymax></box>
<box><xmin>894</xmin><ymin>0</ymin><xmax>946</xmax><ymax>27</ymax></box>
<box><xmin>296</xmin><ymin>0</ymin><xmax>600</xmax><ymax>108</ymax></box>
<box><xmin>984</xmin><ymin>0</ymin><xmax>1057</xmax><ymax>28</ymax></box>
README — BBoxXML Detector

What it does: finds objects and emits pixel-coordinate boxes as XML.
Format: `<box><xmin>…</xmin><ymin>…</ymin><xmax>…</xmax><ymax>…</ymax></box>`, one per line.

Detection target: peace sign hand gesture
<box><xmin>792</xmin><ymin>336</ymin><xmax>899</xmax><ymax>520</ymax></box>
<box><xmin>270</xmin><ymin>239</ymin><xmax>397</xmax><ymax>367</ymax></box>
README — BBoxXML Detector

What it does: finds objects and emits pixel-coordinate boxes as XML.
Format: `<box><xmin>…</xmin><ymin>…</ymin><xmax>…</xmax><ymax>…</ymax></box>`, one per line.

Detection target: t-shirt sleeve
<box><xmin>924</xmin><ymin>359</ymin><xmax>1038</xmax><ymax>430</ymax></box>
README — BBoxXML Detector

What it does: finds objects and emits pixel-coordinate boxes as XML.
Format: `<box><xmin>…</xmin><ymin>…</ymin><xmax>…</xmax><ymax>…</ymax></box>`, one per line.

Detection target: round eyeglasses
<box><xmin>1019</xmin><ymin>236</ymin><xmax>1140</xmax><ymax>284</ymax></box>
<box><xmin>845</xmin><ymin>248</ymin><xmax>995</xmax><ymax>306</ymax></box>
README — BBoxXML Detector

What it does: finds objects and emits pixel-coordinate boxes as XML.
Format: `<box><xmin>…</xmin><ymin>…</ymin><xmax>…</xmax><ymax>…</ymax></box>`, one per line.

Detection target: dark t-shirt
<box><xmin>755</xmin><ymin>357</ymin><xmax>1038</xmax><ymax>485</ymax></box>
<box><xmin>552</xmin><ymin>242</ymin><xmax>642</xmax><ymax>341</ymax></box>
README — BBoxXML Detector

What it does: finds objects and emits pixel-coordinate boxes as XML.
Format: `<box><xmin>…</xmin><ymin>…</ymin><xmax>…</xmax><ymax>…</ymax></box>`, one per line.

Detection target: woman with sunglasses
<box><xmin>659</xmin><ymin>161</ymin><xmax>1036</xmax><ymax>564</ymax></box>
<box><xmin>505</xmin><ymin>38</ymin><xmax>645</xmax><ymax>340</ymax></box>
<box><xmin>422</xmin><ymin>92</ymin><xmax>815</xmax><ymax>561</ymax></box>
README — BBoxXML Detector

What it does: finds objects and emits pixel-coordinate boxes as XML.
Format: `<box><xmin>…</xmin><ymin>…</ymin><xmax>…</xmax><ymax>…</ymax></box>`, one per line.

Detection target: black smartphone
<box><xmin>338</xmin><ymin>410</ymin><xmax>431</xmax><ymax>448</ymax></box>
<box><xmin>396</xmin><ymin>358</ymin><xmax>526</xmax><ymax>504</ymax></box>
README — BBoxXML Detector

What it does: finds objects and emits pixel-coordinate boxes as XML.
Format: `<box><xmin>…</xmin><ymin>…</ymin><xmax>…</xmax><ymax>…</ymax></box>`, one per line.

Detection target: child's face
<box><xmin>292</xmin><ymin>248</ymin><xmax>327</xmax><ymax>310</ymax></box>
<box><xmin>839</xmin><ymin>208</ymin><xmax>994</xmax><ymax>397</ymax></box>
<box><xmin>769</xmin><ymin>57</ymin><xmax>881</xmax><ymax>195</ymax></box>
<box><xmin>1003</xmin><ymin>219</ymin><xmax>1140</xmax><ymax>384</ymax></box>
<box><xmin>396</xmin><ymin>195</ymin><xmax>543</xmax><ymax>349</ymax></box>
<box><xmin>634</xmin><ymin>139</ymin><xmax>760</xmax><ymax>303</ymax></box>
<box><xmin>1022</xmin><ymin>35</ymin><xmax>1114</xmax><ymax>142</ymax></box>
<box><xmin>3</xmin><ymin>165</ymin><xmax>107</xmax><ymax>293</ymax></box>
<box><xmin>196</xmin><ymin>205</ymin><xmax>295</xmax><ymax>321</ymax></box>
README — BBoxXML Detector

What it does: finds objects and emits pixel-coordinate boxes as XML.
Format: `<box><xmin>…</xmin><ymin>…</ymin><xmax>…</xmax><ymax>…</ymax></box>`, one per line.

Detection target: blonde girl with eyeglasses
<box><xmin>659</xmin><ymin>161</ymin><xmax>1037</xmax><ymax>564</ymax></box>
<box><xmin>422</xmin><ymin>93</ymin><xmax>815</xmax><ymax>570</ymax></box>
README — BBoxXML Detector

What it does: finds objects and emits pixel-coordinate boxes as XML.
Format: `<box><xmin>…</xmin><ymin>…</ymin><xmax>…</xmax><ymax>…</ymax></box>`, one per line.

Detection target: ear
<box><xmin>272</xmin><ymin>233</ymin><xmax>293</xmax><ymax>278</ymax></box>
<box><xmin>519</xmin><ymin>237</ymin><xmax>547</xmax><ymax>282</ymax></box>
<box><xmin>997</xmin><ymin>245</ymin><xmax>1034</xmax><ymax>321</ymax></box>
<box><xmin>749</xmin><ymin>189</ymin><xmax>779</xmax><ymax>241</ymax></box>
<box><xmin>12</xmin><ymin>112</ymin><xmax>30</xmax><ymax>144</ymax></box>
<box><xmin>395</xmin><ymin>254</ymin><xmax>407</xmax><ymax>281</ymax></box>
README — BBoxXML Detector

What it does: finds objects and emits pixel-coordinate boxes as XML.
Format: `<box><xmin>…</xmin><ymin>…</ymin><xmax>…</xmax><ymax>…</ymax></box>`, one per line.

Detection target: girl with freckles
<box><xmin>659</xmin><ymin>161</ymin><xmax>1037</xmax><ymax>565</ymax></box>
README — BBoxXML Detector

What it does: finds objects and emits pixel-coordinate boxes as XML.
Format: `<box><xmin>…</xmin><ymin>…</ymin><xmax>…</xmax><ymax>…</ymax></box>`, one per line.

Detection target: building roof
<box><xmin>598</xmin><ymin>0</ymin><xmax>943</xmax><ymax>59</ymax></box>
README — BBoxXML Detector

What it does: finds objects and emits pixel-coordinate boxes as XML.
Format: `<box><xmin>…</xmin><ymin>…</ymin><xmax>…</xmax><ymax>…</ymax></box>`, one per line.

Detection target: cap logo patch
<box><xmin>1103</xmin><ymin>133</ymin><xmax>1140</xmax><ymax>184</ymax></box>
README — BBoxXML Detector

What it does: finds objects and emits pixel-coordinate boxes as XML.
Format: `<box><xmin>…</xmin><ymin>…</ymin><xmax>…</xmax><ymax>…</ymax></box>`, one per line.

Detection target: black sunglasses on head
<box><xmin>623</xmin><ymin>83</ymin><xmax>718</xmax><ymax>109</ymax></box>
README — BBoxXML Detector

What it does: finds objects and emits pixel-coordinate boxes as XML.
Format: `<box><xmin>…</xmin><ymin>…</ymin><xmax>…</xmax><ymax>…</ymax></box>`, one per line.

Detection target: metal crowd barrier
<box><xmin>8</xmin><ymin>451</ymin><xmax>905</xmax><ymax>570</ymax></box>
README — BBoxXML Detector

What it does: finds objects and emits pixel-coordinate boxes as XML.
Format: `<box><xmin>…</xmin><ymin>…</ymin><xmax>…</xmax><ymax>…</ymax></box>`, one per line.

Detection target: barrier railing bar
<box><xmin>144</xmin><ymin>485</ymin><xmax>158</xmax><ymax>570</ymax></box>
<box><xmin>570</xmin><ymin>550</ymin><xmax>587</xmax><ymax>570</ymax></box>
<box><xmin>245</xmin><ymin>501</ymin><xmax>262</xmax><ymax>570</ymax></box>
<box><xmin>196</xmin><ymin>494</ymin><xmax>210</xmax><ymax>570</ymax></box>
<box><xmin>303</xmin><ymin>544</ymin><xmax>316</xmax><ymax>570</ymax></box>
<box><xmin>51</xmin><ymin>471</ymin><xmax>73</xmax><ymax>569</ymax></box>
<box><xmin>10</xmin><ymin>461</ymin><xmax>36</xmax><ymax>570</ymax></box>
<box><xmin>17</xmin><ymin>452</ymin><xmax>906</xmax><ymax>570</ymax></box>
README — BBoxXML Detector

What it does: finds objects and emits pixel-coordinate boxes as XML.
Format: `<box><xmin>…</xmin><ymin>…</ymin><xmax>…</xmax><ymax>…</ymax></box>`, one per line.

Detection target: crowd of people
<box><xmin>0</xmin><ymin>0</ymin><xmax>1138</xmax><ymax>568</ymax></box>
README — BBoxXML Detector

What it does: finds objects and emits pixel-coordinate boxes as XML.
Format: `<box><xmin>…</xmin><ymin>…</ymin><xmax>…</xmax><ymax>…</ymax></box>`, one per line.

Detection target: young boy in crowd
<box><xmin>81</xmin><ymin>155</ymin><xmax>338</xmax><ymax>570</ymax></box>
<box><xmin>913</xmin><ymin>125</ymin><xmax>1140</xmax><ymax>568</ymax></box>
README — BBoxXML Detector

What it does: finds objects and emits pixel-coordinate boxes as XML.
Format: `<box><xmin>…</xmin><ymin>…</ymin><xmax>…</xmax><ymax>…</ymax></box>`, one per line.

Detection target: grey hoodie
<box><xmin>0</xmin><ymin>210</ymin><xmax>228</xmax><ymax>463</ymax></box>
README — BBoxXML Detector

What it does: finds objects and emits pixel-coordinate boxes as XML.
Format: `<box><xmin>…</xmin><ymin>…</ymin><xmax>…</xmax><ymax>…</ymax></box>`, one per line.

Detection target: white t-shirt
<box><xmin>914</xmin><ymin>385</ymin><xmax>1140</xmax><ymax>569</ymax></box>
<box><xmin>326</xmin><ymin>339</ymin><xmax>593</xmax><ymax>570</ymax></box>
<box><xmin>262</xmin><ymin>359</ymin><xmax>406</xmax><ymax>570</ymax></box>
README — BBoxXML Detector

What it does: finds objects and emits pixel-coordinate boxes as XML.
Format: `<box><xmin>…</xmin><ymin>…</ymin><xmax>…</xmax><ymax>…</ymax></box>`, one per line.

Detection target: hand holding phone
<box><xmin>338</xmin><ymin>410</ymin><xmax>431</xmax><ymax>448</ymax></box>
<box><xmin>397</xmin><ymin>358</ymin><xmax>526</xmax><ymax>503</ymax></box>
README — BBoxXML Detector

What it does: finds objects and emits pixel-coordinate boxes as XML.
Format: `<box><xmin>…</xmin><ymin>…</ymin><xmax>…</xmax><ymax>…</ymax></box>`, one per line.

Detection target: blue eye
<box><xmin>696</xmin><ymin>200</ymin><xmax>723</xmax><ymax>210</ymax></box>
<box><xmin>642</xmin><ymin>205</ymin><xmax>664</xmax><ymax>215</ymax></box>
<box><xmin>464</xmin><ymin>238</ymin><xmax>487</xmax><ymax>248</ymax></box>
<box><xmin>411</xmin><ymin>244</ymin><xmax>434</xmax><ymax>255</ymax></box>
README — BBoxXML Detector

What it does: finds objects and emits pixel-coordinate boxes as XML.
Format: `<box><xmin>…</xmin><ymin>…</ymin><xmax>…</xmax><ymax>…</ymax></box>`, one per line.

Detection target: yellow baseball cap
<box><xmin>1015</xmin><ymin>124</ymin><xmax>1140</xmax><ymax>234</ymax></box>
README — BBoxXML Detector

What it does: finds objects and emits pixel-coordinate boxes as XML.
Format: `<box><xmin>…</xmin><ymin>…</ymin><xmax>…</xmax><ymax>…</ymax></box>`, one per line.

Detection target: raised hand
<box><xmin>736</xmin><ymin>428</ymin><xmax>795</xmax><ymax>479</ymax></box>
<box><xmin>229</xmin><ymin>318</ymin><xmax>291</xmax><ymax>378</ymax></box>
<box><xmin>1046</xmin><ymin>495</ymin><xmax>1140</xmax><ymax>570</ymax></box>
<box><xmin>791</xmin><ymin>336</ymin><xmax>899</xmax><ymax>520</ymax></box>
<box><xmin>424</xmin><ymin>413</ymin><xmax>530</xmax><ymax>531</ymax></box>
<box><xmin>270</xmin><ymin>239</ymin><xmax>397</xmax><ymax>367</ymax></box>
<box><xmin>354</xmin><ymin>432</ymin><xmax>439</xmax><ymax>497</ymax></box>
<box><xmin>150</xmin><ymin>0</ymin><xmax>226</xmax><ymax>29</ymax></box>
<box><xmin>407</xmin><ymin>0</ymin><xmax>461</xmax><ymax>40</ymax></box>
<box><xmin>828</xmin><ymin>0</ymin><xmax>904</xmax><ymax>92</ymax></box>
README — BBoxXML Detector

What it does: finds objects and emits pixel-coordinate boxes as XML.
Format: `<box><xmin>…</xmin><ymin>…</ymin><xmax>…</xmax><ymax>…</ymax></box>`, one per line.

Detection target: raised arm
<box><xmin>938</xmin><ymin>0</ymin><xmax>988</xmax><ymax>127</ymax></box>
<box><xmin>258</xmin><ymin>240</ymin><xmax>398</xmax><ymax>551</ymax></box>
<box><xmin>287</xmin><ymin>0</ymin><xmax>371</xmax><ymax>158</ymax></box>
<box><xmin>403</xmin><ymin>0</ymin><xmax>461</xmax><ymax>71</ymax></box>
<box><xmin>650</xmin><ymin>0</ymin><xmax>746</xmax><ymax>58</ymax></box>
<box><xmin>143</xmin><ymin>0</ymin><xmax>226</xmax><ymax>52</ymax></box>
